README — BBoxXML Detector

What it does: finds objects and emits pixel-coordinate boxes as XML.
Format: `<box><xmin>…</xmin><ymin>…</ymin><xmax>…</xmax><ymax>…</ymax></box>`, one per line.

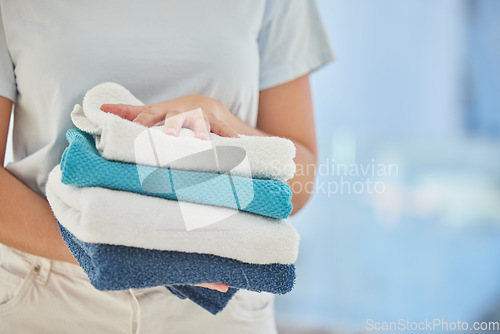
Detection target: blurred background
<box><xmin>4</xmin><ymin>0</ymin><xmax>500</xmax><ymax>333</ymax></box>
<box><xmin>273</xmin><ymin>0</ymin><xmax>500</xmax><ymax>333</ymax></box>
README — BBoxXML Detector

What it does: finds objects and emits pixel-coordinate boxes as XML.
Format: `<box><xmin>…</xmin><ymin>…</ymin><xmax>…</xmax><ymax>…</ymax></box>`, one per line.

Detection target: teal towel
<box><xmin>60</xmin><ymin>129</ymin><xmax>293</xmax><ymax>219</ymax></box>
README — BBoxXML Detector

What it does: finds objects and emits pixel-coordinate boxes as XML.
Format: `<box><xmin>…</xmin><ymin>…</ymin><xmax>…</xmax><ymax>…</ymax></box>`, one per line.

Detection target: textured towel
<box><xmin>58</xmin><ymin>222</ymin><xmax>236</xmax><ymax>315</ymax></box>
<box><xmin>71</xmin><ymin>82</ymin><xmax>296</xmax><ymax>182</ymax></box>
<box><xmin>61</xmin><ymin>129</ymin><xmax>293</xmax><ymax>219</ymax></box>
<box><xmin>59</xmin><ymin>224</ymin><xmax>295</xmax><ymax>314</ymax></box>
<box><xmin>47</xmin><ymin>167</ymin><xmax>299</xmax><ymax>265</ymax></box>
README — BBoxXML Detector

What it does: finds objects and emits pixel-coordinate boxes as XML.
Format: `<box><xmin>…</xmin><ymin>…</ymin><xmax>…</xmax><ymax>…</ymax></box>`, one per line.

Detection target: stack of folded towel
<box><xmin>46</xmin><ymin>83</ymin><xmax>299</xmax><ymax>315</ymax></box>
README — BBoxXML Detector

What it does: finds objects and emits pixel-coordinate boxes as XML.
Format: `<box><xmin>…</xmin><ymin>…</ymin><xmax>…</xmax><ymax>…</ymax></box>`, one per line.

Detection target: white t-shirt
<box><xmin>0</xmin><ymin>0</ymin><xmax>334</xmax><ymax>196</ymax></box>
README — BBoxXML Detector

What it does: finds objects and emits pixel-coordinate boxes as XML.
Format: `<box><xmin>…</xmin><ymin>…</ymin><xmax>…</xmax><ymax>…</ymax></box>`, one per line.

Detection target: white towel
<box><xmin>46</xmin><ymin>167</ymin><xmax>299</xmax><ymax>265</ymax></box>
<box><xmin>71</xmin><ymin>82</ymin><xmax>296</xmax><ymax>181</ymax></box>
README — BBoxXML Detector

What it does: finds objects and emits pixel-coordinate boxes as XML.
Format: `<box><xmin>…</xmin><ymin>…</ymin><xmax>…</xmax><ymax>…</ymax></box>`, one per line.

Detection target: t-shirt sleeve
<box><xmin>0</xmin><ymin>9</ymin><xmax>16</xmax><ymax>102</ymax></box>
<box><xmin>257</xmin><ymin>0</ymin><xmax>335</xmax><ymax>90</ymax></box>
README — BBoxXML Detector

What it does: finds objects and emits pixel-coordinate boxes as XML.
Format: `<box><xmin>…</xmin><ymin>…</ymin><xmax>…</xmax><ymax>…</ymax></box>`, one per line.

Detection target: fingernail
<box><xmin>196</xmin><ymin>132</ymin><xmax>208</xmax><ymax>140</ymax></box>
<box><xmin>165</xmin><ymin>128</ymin><xmax>178</xmax><ymax>136</ymax></box>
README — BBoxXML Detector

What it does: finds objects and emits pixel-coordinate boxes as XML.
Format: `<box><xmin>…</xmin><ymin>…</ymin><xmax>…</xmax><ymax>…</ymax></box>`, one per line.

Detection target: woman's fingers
<box><xmin>210</xmin><ymin>119</ymin><xmax>239</xmax><ymax>138</ymax></box>
<box><xmin>193</xmin><ymin>283</ymin><xmax>229</xmax><ymax>293</ymax></box>
<box><xmin>100</xmin><ymin>104</ymin><xmax>144</xmax><ymax>121</ymax></box>
<box><xmin>190</xmin><ymin>111</ymin><xmax>210</xmax><ymax>140</ymax></box>
<box><xmin>163</xmin><ymin>110</ymin><xmax>186</xmax><ymax>136</ymax></box>
<box><xmin>176</xmin><ymin>108</ymin><xmax>210</xmax><ymax>140</ymax></box>
<box><xmin>101</xmin><ymin>104</ymin><xmax>167</xmax><ymax>127</ymax></box>
<box><xmin>103</xmin><ymin>103</ymin><xmax>238</xmax><ymax>139</ymax></box>
<box><xmin>132</xmin><ymin>105</ymin><xmax>168</xmax><ymax>127</ymax></box>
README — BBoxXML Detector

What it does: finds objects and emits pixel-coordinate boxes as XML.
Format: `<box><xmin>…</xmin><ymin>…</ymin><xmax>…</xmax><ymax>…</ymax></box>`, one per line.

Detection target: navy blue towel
<box><xmin>59</xmin><ymin>223</ymin><xmax>295</xmax><ymax>314</ymax></box>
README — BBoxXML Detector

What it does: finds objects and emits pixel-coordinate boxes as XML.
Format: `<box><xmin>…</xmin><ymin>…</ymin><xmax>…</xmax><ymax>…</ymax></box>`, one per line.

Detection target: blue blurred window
<box><xmin>467</xmin><ymin>0</ymin><xmax>500</xmax><ymax>136</ymax></box>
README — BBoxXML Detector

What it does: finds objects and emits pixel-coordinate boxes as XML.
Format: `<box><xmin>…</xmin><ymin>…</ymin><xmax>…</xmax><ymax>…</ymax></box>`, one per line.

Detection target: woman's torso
<box><xmin>1</xmin><ymin>0</ymin><xmax>265</xmax><ymax>195</ymax></box>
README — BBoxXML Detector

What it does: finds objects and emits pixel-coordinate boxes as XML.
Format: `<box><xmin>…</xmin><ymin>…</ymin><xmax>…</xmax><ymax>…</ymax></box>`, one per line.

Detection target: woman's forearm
<box><xmin>0</xmin><ymin>167</ymin><xmax>77</xmax><ymax>264</ymax></box>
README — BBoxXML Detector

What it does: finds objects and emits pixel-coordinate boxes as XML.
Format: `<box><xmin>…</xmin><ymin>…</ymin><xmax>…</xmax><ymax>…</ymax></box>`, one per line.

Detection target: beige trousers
<box><xmin>0</xmin><ymin>244</ymin><xmax>277</xmax><ymax>334</ymax></box>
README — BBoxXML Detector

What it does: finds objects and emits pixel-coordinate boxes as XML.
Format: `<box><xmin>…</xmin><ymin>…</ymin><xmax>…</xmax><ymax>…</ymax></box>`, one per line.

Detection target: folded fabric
<box><xmin>60</xmin><ymin>129</ymin><xmax>293</xmax><ymax>219</ymax></box>
<box><xmin>71</xmin><ymin>82</ymin><xmax>296</xmax><ymax>182</ymax></box>
<box><xmin>58</xmin><ymin>222</ymin><xmax>236</xmax><ymax>315</ymax></box>
<box><xmin>59</xmin><ymin>224</ymin><xmax>295</xmax><ymax>314</ymax></box>
<box><xmin>47</xmin><ymin>166</ymin><xmax>299</xmax><ymax>265</ymax></box>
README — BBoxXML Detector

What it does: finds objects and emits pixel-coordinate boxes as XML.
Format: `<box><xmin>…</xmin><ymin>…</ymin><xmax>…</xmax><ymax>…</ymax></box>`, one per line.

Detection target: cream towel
<box><xmin>46</xmin><ymin>167</ymin><xmax>299</xmax><ymax>265</ymax></box>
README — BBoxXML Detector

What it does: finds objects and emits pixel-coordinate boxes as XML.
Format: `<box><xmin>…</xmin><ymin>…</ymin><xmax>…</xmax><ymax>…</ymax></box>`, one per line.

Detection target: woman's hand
<box><xmin>102</xmin><ymin>95</ymin><xmax>232</xmax><ymax>293</ymax></box>
<box><xmin>193</xmin><ymin>283</ymin><xmax>229</xmax><ymax>293</ymax></box>
<box><xmin>100</xmin><ymin>95</ymin><xmax>239</xmax><ymax>139</ymax></box>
